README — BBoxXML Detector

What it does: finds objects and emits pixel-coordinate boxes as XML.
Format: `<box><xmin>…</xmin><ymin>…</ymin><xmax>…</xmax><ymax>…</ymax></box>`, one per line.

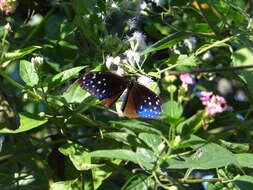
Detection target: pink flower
<box><xmin>180</xmin><ymin>73</ymin><xmax>193</xmax><ymax>85</ymax></box>
<box><xmin>199</xmin><ymin>91</ymin><xmax>233</xmax><ymax>115</ymax></box>
<box><xmin>199</xmin><ymin>91</ymin><xmax>213</xmax><ymax>105</ymax></box>
<box><xmin>0</xmin><ymin>0</ymin><xmax>18</xmax><ymax>14</ymax></box>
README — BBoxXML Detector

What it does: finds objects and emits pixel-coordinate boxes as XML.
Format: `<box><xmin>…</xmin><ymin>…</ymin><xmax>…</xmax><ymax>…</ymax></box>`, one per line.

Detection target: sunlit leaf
<box><xmin>48</xmin><ymin>66</ymin><xmax>86</xmax><ymax>90</ymax></box>
<box><xmin>122</xmin><ymin>174</ymin><xmax>153</xmax><ymax>190</ymax></box>
<box><xmin>141</xmin><ymin>32</ymin><xmax>190</xmax><ymax>55</ymax></box>
<box><xmin>19</xmin><ymin>60</ymin><xmax>39</xmax><ymax>87</ymax></box>
<box><xmin>0</xmin><ymin>112</ymin><xmax>47</xmax><ymax>133</ymax></box>
<box><xmin>59</xmin><ymin>143</ymin><xmax>103</xmax><ymax>171</ymax></box>
<box><xmin>233</xmin><ymin>175</ymin><xmax>253</xmax><ymax>190</ymax></box>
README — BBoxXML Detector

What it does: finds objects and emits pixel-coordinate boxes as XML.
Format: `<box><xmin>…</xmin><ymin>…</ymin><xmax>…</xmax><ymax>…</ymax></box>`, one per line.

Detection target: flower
<box><xmin>198</xmin><ymin>91</ymin><xmax>233</xmax><ymax>115</ymax></box>
<box><xmin>140</xmin><ymin>1</ymin><xmax>148</xmax><ymax>10</ymax></box>
<box><xmin>116</xmin><ymin>67</ymin><xmax>124</xmax><ymax>76</ymax></box>
<box><xmin>111</xmin><ymin>2</ymin><xmax>119</xmax><ymax>9</ymax></box>
<box><xmin>179</xmin><ymin>73</ymin><xmax>193</xmax><ymax>85</ymax></box>
<box><xmin>137</xmin><ymin>75</ymin><xmax>153</xmax><ymax>86</ymax></box>
<box><xmin>202</xmin><ymin>50</ymin><xmax>213</xmax><ymax>61</ymax></box>
<box><xmin>199</xmin><ymin>91</ymin><xmax>213</xmax><ymax>105</ymax></box>
<box><xmin>27</xmin><ymin>14</ymin><xmax>43</xmax><ymax>26</ymax></box>
<box><xmin>127</xmin><ymin>18</ymin><xmax>137</xmax><ymax>30</ymax></box>
<box><xmin>128</xmin><ymin>31</ymin><xmax>147</xmax><ymax>51</ymax></box>
<box><xmin>4</xmin><ymin>23</ymin><xmax>12</xmax><ymax>32</ymax></box>
<box><xmin>0</xmin><ymin>0</ymin><xmax>18</xmax><ymax>14</ymax></box>
<box><xmin>105</xmin><ymin>56</ymin><xmax>121</xmax><ymax>70</ymax></box>
<box><xmin>183</xmin><ymin>37</ymin><xmax>197</xmax><ymax>51</ymax></box>
<box><xmin>192</xmin><ymin>1</ymin><xmax>209</xmax><ymax>10</ymax></box>
<box><xmin>124</xmin><ymin>49</ymin><xmax>140</xmax><ymax>66</ymax></box>
<box><xmin>31</xmin><ymin>56</ymin><xmax>43</xmax><ymax>66</ymax></box>
<box><xmin>152</xmin><ymin>0</ymin><xmax>165</xmax><ymax>6</ymax></box>
<box><xmin>164</xmin><ymin>72</ymin><xmax>177</xmax><ymax>82</ymax></box>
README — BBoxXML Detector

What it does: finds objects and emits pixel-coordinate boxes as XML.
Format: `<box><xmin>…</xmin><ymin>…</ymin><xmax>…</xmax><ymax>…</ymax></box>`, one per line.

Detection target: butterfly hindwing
<box><xmin>123</xmin><ymin>83</ymin><xmax>162</xmax><ymax>118</ymax></box>
<box><xmin>78</xmin><ymin>72</ymin><xmax>129</xmax><ymax>106</ymax></box>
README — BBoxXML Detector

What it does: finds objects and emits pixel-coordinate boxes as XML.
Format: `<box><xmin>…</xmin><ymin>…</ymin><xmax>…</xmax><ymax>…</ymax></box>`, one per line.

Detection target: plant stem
<box><xmin>165</xmin><ymin>65</ymin><xmax>253</xmax><ymax>75</ymax></box>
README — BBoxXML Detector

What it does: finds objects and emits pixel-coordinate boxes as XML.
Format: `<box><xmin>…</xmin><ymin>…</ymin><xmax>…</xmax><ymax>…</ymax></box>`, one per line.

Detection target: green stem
<box><xmin>179</xmin><ymin>177</ymin><xmax>228</xmax><ymax>183</ymax></box>
<box><xmin>195</xmin><ymin>34</ymin><xmax>239</xmax><ymax>56</ymax></box>
<box><xmin>0</xmin><ymin>28</ymin><xmax>8</xmax><ymax>62</ymax></box>
<box><xmin>165</xmin><ymin>65</ymin><xmax>253</xmax><ymax>75</ymax></box>
<box><xmin>152</xmin><ymin>172</ymin><xmax>172</xmax><ymax>190</ymax></box>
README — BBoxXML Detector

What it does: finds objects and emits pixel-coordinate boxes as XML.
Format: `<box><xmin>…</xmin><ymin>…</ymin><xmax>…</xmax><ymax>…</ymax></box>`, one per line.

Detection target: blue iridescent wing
<box><xmin>122</xmin><ymin>83</ymin><xmax>162</xmax><ymax>118</ymax></box>
<box><xmin>78</xmin><ymin>72</ymin><xmax>129</xmax><ymax>106</ymax></box>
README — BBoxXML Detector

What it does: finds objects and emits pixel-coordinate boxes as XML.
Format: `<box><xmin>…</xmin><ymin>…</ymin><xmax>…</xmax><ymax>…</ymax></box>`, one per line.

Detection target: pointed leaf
<box><xmin>233</xmin><ymin>175</ymin><xmax>253</xmax><ymax>190</ymax></box>
<box><xmin>122</xmin><ymin>174</ymin><xmax>153</xmax><ymax>190</ymax></box>
<box><xmin>110</xmin><ymin>120</ymin><xmax>162</xmax><ymax>135</ymax></box>
<box><xmin>50</xmin><ymin>178</ymin><xmax>81</xmax><ymax>190</ymax></box>
<box><xmin>59</xmin><ymin>143</ymin><xmax>103</xmax><ymax>171</ymax></box>
<box><xmin>61</xmin><ymin>81</ymin><xmax>90</xmax><ymax>103</ymax></box>
<box><xmin>138</xmin><ymin>133</ymin><xmax>163</xmax><ymax>153</ymax></box>
<box><xmin>236</xmin><ymin>153</ymin><xmax>253</xmax><ymax>168</ymax></box>
<box><xmin>0</xmin><ymin>112</ymin><xmax>47</xmax><ymax>133</ymax></box>
<box><xmin>19</xmin><ymin>60</ymin><xmax>39</xmax><ymax>87</ymax></box>
<box><xmin>141</xmin><ymin>32</ymin><xmax>190</xmax><ymax>55</ymax></box>
<box><xmin>162</xmin><ymin>101</ymin><xmax>183</xmax><ymax>119</ymax></box>
<box><xmin>90</xmin><ymin>149</ymin><xmax>139</xmax><ymax>163</ymax></box>
<box><xmin>4</xmin><ymin>46</ymin><xmax>41</xmax><ymax>62</ymax></box>
<box><xmin>48</xmin><ymin>66</ymin><xmax>86</xmax><ymax>90</ymax></box>
<box><xmin>166</xmin><ymin>143</ymin><xmax>236</xmax><ymax>170</ymax></box>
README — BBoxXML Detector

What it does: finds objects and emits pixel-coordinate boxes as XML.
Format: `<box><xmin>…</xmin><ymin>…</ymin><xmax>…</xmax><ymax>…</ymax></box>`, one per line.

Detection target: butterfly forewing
<box><xmin>78</xmin><ymin>72</ymin><xmax>129</xmax><ymax>106</ymax></box>
<box><xmin>123</xmin><ymin>83</ymin><xmax>162</xmax><ymax>118</ymax></box>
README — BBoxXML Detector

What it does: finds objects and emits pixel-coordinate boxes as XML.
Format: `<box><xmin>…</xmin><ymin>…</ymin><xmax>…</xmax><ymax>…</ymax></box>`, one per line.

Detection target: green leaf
<box><xmin>195</xmin><ymin>40</ymin><xmax>231</xmax><ymax>56</ymax></box>
<box><xmin>72</xmin><ymin>0</ymin><xmax>96</xmax><ymax>15</ymax></box>
<box><xmin>122</xmin><ymin>174</ymin><xmax>153</xmax><ymax>190</ymax></box>
<box><xmin>231</xmin><ymin>47</ymin><xmax>253</xmax><ymax>97</ymax></box>
<box><xmin>48</xmin><ymin>66</ymin><xmax>86</xmax><ymax>90</ymax></box>
<box><xmin>19</xmin><ymin>60</ymin><xmax>39</xmax><ymax>87</ymax></box>
<box><xmin>162</xmin><ymin>101</ymin><xmax>183</xmax><ymax>119</ymax></box>
<box><xmin>233</xmin><ymin>175</ymin><xmax>253</xmax><ymax>190</ymax></box>
<box><xmin>141</xmin><ymin>31</ymin><xmax>190</xmax><ymax>55</ymax></box>
<box><xmin>4</xmin><ymin>46</ymin><xmax>41</xmax><ymax>62</ymax></box>
<box><xmin>0</xmin><ymin>112</ymin><xmax>47</xmax><ymax>133</ymax></box>
<box><xmin>138</xmin><ymin>133</ymin><xmax>163</xmax><ymax>153</ymax></box>
<box><xmin>103</xmin><ymin>132</ymin><xmax>140</xmax><ymax>146</ymax></box>
<box><xmin>176</xmin><ymin>54</ymin><xmax>197</xmax><ymax>67</ymax></box>
<box><xmin>90</xmin><ymin>149</ymin><xmax>139</xmax><ymax>163</ymax></box>
<box><xmin>62</xmin><ymin>81</ymin><xmax>90</xmax><ymax>103</ymax></box>
<box><xmin>177</xmin><ymin>111</ymin><xmax>205</xmax><ymax>138</ymax></box>
<box><xmin>136</xmin><ymin>147</ymin><xmax>157</xmax><ymax>170</ymax></box>
<box><xmin>236</xmin><ymin>153</ymin><xmax>253</xmax><ymax>169</ymax></box>
<box><xmin>232</xmin><ymin>47</ymin><xmax>253</xmax><ymax>66</ymax></box>
<box><xmin>90</xmin><ymin>149</ymin><xmax>157</xmax><ymax>170</ymax></box>
<box><xmin>50</xmin><ymin>178</ymin><xmax>81</xmax><ymax>190</ymax></box>
<box><xmin>110</xmin><ymin>120</ymin><xmax>162</xmax><ymax>135</ymax></box>
<box><xmin>59</xmin><ymin>143</ymin><xmax>103</xmax><ymax>171</ymax></box>
<box><xmin>166</xmin><ymin>143</ymin><xmax>236</xmax><ymax>170</ymax></box>
<box><xmin>219</xmin><ymin>139</ymin><xmax>250</xmax><ymax>153</ymax></box>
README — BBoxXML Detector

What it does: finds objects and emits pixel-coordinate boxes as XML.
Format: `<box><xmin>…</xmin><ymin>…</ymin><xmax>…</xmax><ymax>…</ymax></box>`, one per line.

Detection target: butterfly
<box><xmin>78</xmin><ymin>72</ymin><xmax>162</xmax><ymax>118</ymax></box>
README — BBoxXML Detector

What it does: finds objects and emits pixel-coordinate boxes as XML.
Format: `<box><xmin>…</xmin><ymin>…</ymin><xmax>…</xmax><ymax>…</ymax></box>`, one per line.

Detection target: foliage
<box><xmin>0</xmin><ymin>0</ymin><xmax>253</xmax><ymax>189</ymax></box>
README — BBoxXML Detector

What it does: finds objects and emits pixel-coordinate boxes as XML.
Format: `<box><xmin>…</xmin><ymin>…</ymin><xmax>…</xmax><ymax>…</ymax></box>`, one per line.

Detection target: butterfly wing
<box><xmin>122</xmin><ymin>83</ymin><xmax>162</xmax><ymax>118</ymax></box>
<box><xmin>78</xmin><ymin>72</ymin><xmax>129</xmax><ymax>106</ymax></box>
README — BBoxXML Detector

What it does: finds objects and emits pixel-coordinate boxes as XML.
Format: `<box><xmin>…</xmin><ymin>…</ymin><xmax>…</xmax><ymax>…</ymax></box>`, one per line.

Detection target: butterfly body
<box><xmin>78</xmin><ymin>72</ymin><xmax>162</xmax><ymax>118</ymax></box>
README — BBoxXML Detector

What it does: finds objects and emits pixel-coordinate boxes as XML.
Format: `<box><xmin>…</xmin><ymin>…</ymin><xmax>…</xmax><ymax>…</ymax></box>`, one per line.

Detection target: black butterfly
<box><xmin>78</xmin><ymin>72</ymin><xmax>162</xmax><ymax>118</ymax></box>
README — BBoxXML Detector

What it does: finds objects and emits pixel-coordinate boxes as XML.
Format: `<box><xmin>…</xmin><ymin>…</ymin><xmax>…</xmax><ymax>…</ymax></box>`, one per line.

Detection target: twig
<box><xmin>165</xmin><ymin>65</ymin><xmax>253</xmax><ymax>75</ymax></box>
<box><xmin>179</xmin><ymin>177</ymin><xmax>228</xmax><ymax>183</ymax></box>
